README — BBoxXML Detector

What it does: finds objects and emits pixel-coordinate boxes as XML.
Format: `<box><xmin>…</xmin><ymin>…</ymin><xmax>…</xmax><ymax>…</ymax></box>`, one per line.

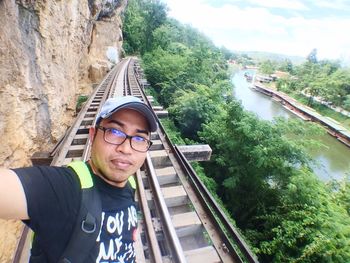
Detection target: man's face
<box><xmin>89</xmin><ymin>108</ymin><xmax>150</xmax><ymax>187</ymax></box>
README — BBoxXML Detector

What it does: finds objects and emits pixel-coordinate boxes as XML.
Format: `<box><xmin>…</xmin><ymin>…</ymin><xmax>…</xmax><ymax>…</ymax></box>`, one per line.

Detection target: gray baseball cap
<box><xmin>96</xmin><ymin>96</ymin><xmax>158</xmax><ymax>132</ymax></box>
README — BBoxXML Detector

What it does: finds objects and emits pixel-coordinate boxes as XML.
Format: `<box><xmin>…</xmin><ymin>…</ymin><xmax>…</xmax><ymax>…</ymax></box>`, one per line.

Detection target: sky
<box><xmin>161</xmin><ymin>0</ymin><xmax>350</xmax><ymax>62</ymax></box>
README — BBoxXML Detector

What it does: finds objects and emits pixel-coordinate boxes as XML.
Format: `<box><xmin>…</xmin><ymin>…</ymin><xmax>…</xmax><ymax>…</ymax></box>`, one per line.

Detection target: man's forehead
<box><xmin>103</xmin><ymin>109</ymin><xmax>150</xmax><ymax>132</ymax></box>
<box><xmin>96</xmin><ymin>96</ymin><xmax>157</xmax><ymax>132</ymax></box>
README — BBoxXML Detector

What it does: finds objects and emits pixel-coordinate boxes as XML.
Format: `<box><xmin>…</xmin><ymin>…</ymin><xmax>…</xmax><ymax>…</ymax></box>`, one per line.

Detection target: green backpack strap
<box><xmin>128</xmin><ymin>175</ymin><xmax>137</xmax><ymax>189</ymax></box>
<box><xmin>67</xmin><ymin>161</ymin><xmax>93</xmax><ymax>188</ymax></box>
<box><xmin>69</xmin><ymin>161</ymin><xmax>136</xmax><ymax>189</ymax></box>
<box><xmin>59</xmin><ymin>161</ymin><xmax>102</xmax><ymax>263</ymax></box>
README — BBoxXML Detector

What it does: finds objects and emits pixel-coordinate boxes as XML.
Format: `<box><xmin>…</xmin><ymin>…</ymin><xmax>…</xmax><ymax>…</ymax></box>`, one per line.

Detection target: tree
<box><xmin>168</xmin><ymin>83</ymin><xmax>227</xmax><ymax>140</ymax></box>
<box><xmin>259</xmin><ymin>59</ymin><xmax>275</xmax><ymax>75</ymax></box>
<box><xmin>249</xmin><ymin>170</ymin><xmax>350</xmax><ymax>262</ymax></box>
<box><xmin>276</xmin><ymin>78</ymin><xmax>297</xmax><ymax>92</ymax></box>
<box><xmin>307</xmin><ymin>48</ymin><xmax>318</xmax><ymax>64</ymax></box>
<box><xmin>220</xmin><ymin>46</ymin><xmax>237</xmax><ymax>60</ymax></box>
<box><xmin>323</xmin><ymin>68</ymin><xmax>350</xmax><ymax>107</ymax></box>
<box><xmin>142</xmin><ymin>0</ymin><xmax>168</xmax><ymax>53</ymax></box>
<box><xmin>151</xmin><ymin>24</ymin><xmax>173</xmax><ymax>50</ymax></box>
<box><xmin>277</xmin><ymin>59</ymin><xmax>294</xmax><ymax>74</ymax></box>
<box><xmin>200</xmin><ymin>99</ymin><xmax>350</xmax><ymax>262</ymax></box>
<box><xmin>142</xmin><ymin>19</ymin><xmax>229</xmax><ymax>106</ymax></box>
<box><xmin>122</xmin><ymin>0</ymin><xmax>146</xmax><ymax>54</ymax></box>
<box><xmin>122</xmin><ymin>0</ymin><xmax>167</xmax><ymax>54</ymax></box>
<box><xmin>200</xmin><ymin>100</ymin><xmax>314</xmax><ymax>227</ymax></box>
<box><xmin>142</xmin><ymin>48</ymin><xmax>189</xmax><ymax>106</ymax></box>
<box><xmin>343</xmin><ymin>95</ymin><xmax>350</xmax><ymax>111</ymax></box>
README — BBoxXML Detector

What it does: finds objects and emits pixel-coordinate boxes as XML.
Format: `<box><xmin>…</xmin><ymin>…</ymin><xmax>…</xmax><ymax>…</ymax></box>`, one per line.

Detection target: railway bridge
<box><xmin>14</xmin><ymin>58</ymin><xmax>258</xmax><ymax>263</ymax></box>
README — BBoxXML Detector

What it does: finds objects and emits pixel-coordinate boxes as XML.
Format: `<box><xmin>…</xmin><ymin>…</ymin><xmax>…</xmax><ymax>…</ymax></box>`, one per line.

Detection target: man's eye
<box><xmin>109</xmin><ymin>128</ymin><xmax>125</xmax><ymax>137</ymax></box>
<box><xmin>132</xmin><ymin>136</ymin><xmax>146</xmax><ymax>142</ymax></box>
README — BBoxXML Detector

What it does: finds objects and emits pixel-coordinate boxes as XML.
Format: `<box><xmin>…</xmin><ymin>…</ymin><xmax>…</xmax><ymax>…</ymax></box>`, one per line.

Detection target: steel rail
<box><xmin>135</xmin><ymin>169</ymin><xmax>164</xmax><ymax>262</ymax></box>
<box><xmin>145</xmin><ymin>154</ymin><xmax>188</xmax><ymax>263</ymax></box>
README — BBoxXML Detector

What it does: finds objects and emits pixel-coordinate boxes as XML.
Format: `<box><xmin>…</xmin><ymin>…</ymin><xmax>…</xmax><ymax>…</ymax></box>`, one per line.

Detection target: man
<box><xmin>0</xmin><ymin>96</ymin><xmax>158</xmax><ymax>262</ymax></box>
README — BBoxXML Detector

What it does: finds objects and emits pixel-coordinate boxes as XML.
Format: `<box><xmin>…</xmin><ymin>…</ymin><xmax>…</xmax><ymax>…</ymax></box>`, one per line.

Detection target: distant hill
<box><xmin>237</xmin><ymin>51</ymin><xmax>306</xmax><ymax>65</ymax></box>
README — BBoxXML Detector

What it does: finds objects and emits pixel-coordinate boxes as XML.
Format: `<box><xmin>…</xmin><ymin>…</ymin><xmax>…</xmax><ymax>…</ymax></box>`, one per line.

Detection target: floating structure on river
<box><xmin>252</xmin><ymin>83</ymin><xmax>350</xmax><ymax>148</ymax></box>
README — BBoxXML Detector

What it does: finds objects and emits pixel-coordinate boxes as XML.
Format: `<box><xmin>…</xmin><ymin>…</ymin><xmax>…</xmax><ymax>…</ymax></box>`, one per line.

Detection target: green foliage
<box><xmin>344</xmin><ymin>95</ymin><xmax>350</xmax><ymax>111</ymax></box>
<box><xmin>76</xmin><ymin>95</ymin><xmax>88</xmax><ymax>111</ymax></box>
<box><xmin>151</xmin><ymin>23</ymin><xmax>175</xmax><ymax>50</ymax></box>
<box><xmin>141</xmin><ymin>19</ymin><xmax>229</xmax><ymax>108</ymax></box>
<box><xmin>275</xmin><ymin>54</ymin><xmax>350</xmax><ymax>113</ymax></box>
<box><xmin>159</xmin><ymin>118</ymin><xmax>186</xmax><ymax>145</ymax></box>
<box><xmin>142</xmin><ymin>0</ymin><xmax>167</xmax><ymax>53</ymax></box>
<box><xmin>191</xmin><ymin>162</ymin><xmax>218</xmax><ymax>194</ymax></box>
<box><xmin>322</xmin><ymin>68</ymin><xmax>350</xmax><ymax>107</ymax></box>
<box><xmin>277</xmin><ymin>59</ymin><xmax>294</xmax><ymax>74</ymax></box>
<box><xmin>249</xmin><ymin>170</ymin><xmax>350</xmax><ymax>262</ymax></box>
<box><xmin>122</xmin><ymin>0</ymin><xmax>145</xmax><ymax>54</ymax></box>
<box><xmin>168</xmin><ymin>83</ymin><xmax>227</xmax><ymax>140</ymax></box>
<box><xmin>200</xmin><ymin>100</ymin><xmax>314</xmax><ymax>225</ymax></box>
<box><xmin>142</xmin><ymin>47</ymin><xmax>189</xmax><ymax>106</ymax></box>
<box><xmin>199</xmin><ymin>98</ymin><xmax>350</xmax><ymax>261</ymax></box>
<box><xmin>259</xmin><ymin>59</ymin><xmax>276</xmax><ymax>75</ymax></box>
<box><xmin>330</xmin><ymin>176</ymin><xmax>350</xmax><ymax>216</ymax></box>
<box><xmin>272</xmin><ymin>117</ymin><xmax>326</xmax><ymax>152</ymax></box>
<box><xmin>220</xmin><ymin>46</ymin><xmax>238</xmax><ymax>60</ymax></box>
<box><xmin>122</xmin><ymin>0</ymin><xmax>167</xmax><ymax>54</ymax></box>
<box><xmin>276</xmin><ymin>78</ymin><xmax>298</xmax><ymax>92</ymax></box>
<box><xmin>307</xmin><ymin>48</ymin><xmax>318</xmax><ymax>64</ymax></box>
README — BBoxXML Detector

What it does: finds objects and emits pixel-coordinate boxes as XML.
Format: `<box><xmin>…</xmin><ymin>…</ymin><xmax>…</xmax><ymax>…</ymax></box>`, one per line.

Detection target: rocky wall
<box><xmin>0</xmin><ymin>0</ymin><xmax>127</xmax><ymax>261</ymax></box>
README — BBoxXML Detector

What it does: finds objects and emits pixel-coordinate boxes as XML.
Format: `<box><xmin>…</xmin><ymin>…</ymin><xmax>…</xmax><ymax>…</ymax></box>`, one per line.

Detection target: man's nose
<box><xmin>115</xmin><ymin>138</ymin><xmax>133</xmax><ymax>153</ymax></box>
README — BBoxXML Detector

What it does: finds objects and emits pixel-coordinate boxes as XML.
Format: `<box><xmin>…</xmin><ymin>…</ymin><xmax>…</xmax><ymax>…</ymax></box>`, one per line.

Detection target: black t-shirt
<box><xmin>15</xmin><ymin>164</ymin><xmax>138</xmax><ymax>263</ymax></box>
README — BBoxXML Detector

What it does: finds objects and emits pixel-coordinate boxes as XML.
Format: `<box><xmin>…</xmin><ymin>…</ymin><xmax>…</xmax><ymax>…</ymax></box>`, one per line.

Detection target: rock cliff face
<box><xmin>0</xmin><ymin>0</ymin><xmax>127</xmax><ymax>261</ymax></box>
<box><xmin>0</xmin><ymin>0</ymin><xmax>126</xmax><ymax>167</ymax></box>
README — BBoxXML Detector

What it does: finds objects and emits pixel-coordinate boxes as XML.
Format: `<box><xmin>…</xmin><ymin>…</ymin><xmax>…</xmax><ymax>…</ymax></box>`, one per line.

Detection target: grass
<box><xmin>270</xmin><ymin>81</ymin><xmax>350</xmax><ymax>130</ymax></box>
<box><xmin>76</xmin><ymin>95</ymin><xmax>89</xmax><ymax>113</ymax></box>
<box><xmin>286</xmin><ymin>93</ymin><xmax>350</xmax><ymax>130</ymax></box>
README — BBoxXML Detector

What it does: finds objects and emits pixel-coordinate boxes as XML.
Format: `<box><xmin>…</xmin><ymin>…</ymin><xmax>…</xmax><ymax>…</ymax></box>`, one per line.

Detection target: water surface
<box><xmin>232</xmin><ymin>70</ymin><xmax>350</xmax><ymax>181</ymax></box>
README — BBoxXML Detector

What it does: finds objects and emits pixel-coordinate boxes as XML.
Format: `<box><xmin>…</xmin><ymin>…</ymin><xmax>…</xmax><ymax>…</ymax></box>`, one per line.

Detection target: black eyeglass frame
<box><xmin>96</xmin><ymin>126</ymin><xmax>152</xmax><ymax>153</ymax></box>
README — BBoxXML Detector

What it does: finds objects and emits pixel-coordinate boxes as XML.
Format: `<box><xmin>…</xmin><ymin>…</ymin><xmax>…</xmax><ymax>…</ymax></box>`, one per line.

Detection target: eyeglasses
<box><xmin>97</xmin><ymin>126</ymin><xmax>152</xmax><ymax>152</ymax></box>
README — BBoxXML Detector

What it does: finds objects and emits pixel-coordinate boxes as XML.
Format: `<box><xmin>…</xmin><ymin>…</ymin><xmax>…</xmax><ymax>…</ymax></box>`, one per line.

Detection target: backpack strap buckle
<box><xmin>81</xmin><ymin>212</ymin><xmax>97</xmax><ymax>234</ymax></box>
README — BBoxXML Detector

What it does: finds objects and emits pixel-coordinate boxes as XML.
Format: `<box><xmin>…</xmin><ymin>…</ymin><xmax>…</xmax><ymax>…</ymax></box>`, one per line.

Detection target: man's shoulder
<box><xmin>14</xmin><ymin>165</ymin><xmax>80</xmax><ymax>191</ymax></box>
<box><xmin>14</xmin><ymin>165</ymin><xmax>73</xmax><ymax>175</ymax></box>
<box><xmin>14</xmin><ymin>165</ymin><xmax>76</xmax><ymax>178</ymax></box>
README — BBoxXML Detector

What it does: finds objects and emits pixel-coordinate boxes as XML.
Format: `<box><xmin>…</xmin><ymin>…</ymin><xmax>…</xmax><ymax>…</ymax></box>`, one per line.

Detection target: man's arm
<box><xmin>0</xmin><ymin>169</ymin><xmax>29</xmax><ymax>220</ymax></box>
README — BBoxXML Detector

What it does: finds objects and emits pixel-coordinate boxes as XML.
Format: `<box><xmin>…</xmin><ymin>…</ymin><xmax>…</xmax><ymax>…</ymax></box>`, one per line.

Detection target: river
<box><xmin>232</xmin><ymin>69</ymin><xmax>350</xmax><ymax>181</ymax></box>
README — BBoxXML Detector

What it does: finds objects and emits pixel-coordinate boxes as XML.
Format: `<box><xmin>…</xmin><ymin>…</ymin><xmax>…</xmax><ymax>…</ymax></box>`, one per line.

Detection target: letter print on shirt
<box><xmin>96</xmin><ymin>204</ymin><xmax>138</xmax><ymax>263</ymax></box>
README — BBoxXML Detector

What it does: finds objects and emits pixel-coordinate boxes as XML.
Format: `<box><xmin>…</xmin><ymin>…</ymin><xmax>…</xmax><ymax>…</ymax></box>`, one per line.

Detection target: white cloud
<box><xmin>247</xmin><ymin>0</ymin><xmax>307</xmax><ymax>10</ymax></box>
<box><xmin>287</xmin><ymin>16</ymin><xmax>350</xmax><ymax>59</ymax></box>
<box><xmin>163</xmin><ymin>0</ymin><xmax>350</xmax><ymax>60</ymax></box>
<box><xmin>308</xmin><ymin>0</ymin><xmax>350</xmax><ymax>10</ymax></box>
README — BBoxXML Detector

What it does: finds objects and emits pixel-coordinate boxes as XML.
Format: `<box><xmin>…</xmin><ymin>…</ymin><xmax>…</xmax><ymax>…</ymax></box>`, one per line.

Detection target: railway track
<box><xmin>12</xmin><ymin>57</ymin><xmax>258</xmax><ymax>263</ymax></box>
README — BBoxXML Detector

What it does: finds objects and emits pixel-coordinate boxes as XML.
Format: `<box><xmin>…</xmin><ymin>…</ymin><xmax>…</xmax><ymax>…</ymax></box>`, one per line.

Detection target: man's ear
<box><xmin>89</xmin><ymin>126</ymin><xmax>96</xmax><ymax>143</ymax></box>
